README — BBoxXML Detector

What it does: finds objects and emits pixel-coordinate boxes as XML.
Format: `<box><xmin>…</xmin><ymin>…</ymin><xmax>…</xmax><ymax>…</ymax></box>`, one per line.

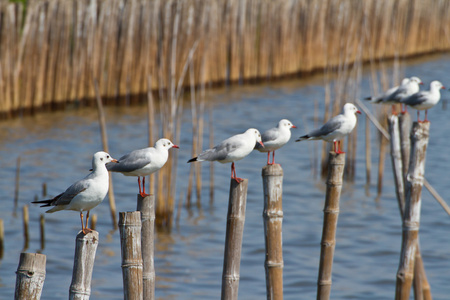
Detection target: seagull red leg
<box><xmin>424</xmin><ymin>110</ymin><xmax>429</xmax><ymax>123</ymax></box>
<box><xmin>417</xmin><ymin>111</ymin><xmax>421</xmax><ymax>123</ymax></box>
<box><xmin>84</xmin><ymin>210</ymin><xmax>92</xmax><ymax>233</ymax></box>
<box><xmin>272</xmin><ymin>151</ymin><xmax>276</xmax><ymax>165</ymax></box>
<box><xmin>267</xmin><ymin>152</ymin><xmax>270</xmax><ymax>165</ymax></box>
<box><xmin>231</xmin><ymin>162</ymin><xmax>243</xmax><ymax>183</ymax></box>
<box><xmin>141</xmin><ymin>176</ymin><xmax>149</xmax><ymax>197</ymax></box>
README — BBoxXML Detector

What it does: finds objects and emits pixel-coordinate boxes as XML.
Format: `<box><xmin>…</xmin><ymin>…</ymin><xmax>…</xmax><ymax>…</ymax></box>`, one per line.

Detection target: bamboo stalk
<box><xmin>69</xmin><ymin>231</ymin><xmax>99</xmax><ymax>300</ymax></box>
<box><xmin>14</xmin><ymin>156</ymin><xmax>20</xmax><ymax>216</ymax></box>
<box><xmin>119</xmin><ymin>211</ymin><xmax>143</xmax><ymax>300</ymax></box>
<box><xmin>89</xmin><ymin>214</ymin><xmax>97</xmax><ymax>232</ymax></box>
<box><xmin>398</xmin><ymin>113</ymin><xmax>411</xmax><ymax>184</ymax></box>
<box><xmin>23</xmin><ymin>205</ymin><xmax>29</xmax><ymax>251</ymax></box>
<box><xmin>262</xmin><ymin>165</ymin><xmax>284</xmax><ymax>300</ymax></box>
<box><xmin>365</xmin><ymin>115</ymin><xmax>371</xmax><ymax>185</ymax></box>
<box><xmin>395</xmin><ymin>122</ymin><xmax>430</xmax><ymax>300</ymax></box>
<box><xmin>317</xmin><ymin>152</ymin><xmax>345</xmax><ymax>300</ymax></box>
<box><xmin>147</xmin><ymin>76</ymin><xmax>156</xmax><ymax>196</ymax></box>
<box><xmin>388</xmin><ymin>115</ymin><xmax>405</xmax><ymax>214</ymax></box>
<box><xmin>136</xmin><ymin>195</ymin><xmax>156</xmax><ymax>300</ymax></box>
<box><xmin>94</xmin><ymin>79</ymin><xmax>117</xmax><ymax>230</ymax></box>
<box><xmin>15</xmin><ymin>253</ymin><xmax>46</xmax><ymax>300</ymax></box>
<box><xmin>221</xmin><ymin>179</ymin><xmax>248</xmax><ymax>300</ymax></box>
<box><xmin>39</xmin><ymin>214</ymin><xmax>45</xmax><ymax>251</ymax></box>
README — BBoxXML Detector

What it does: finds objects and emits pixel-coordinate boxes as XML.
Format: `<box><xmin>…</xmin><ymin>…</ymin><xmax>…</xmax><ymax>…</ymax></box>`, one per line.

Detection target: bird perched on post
<box><xmin>365</xmin><ymin>76</ymin><xmax>423</xmax><ymax>113</ymax></box>
<box><xmin>188</xmin><ymin>128</ymin><xmax>264</xmax><ymax>183</ymax></box>
<box><xmin>32</xmin><ymin>151</ymin><xmax>118</xmax><ymax>234</ymax></box>
<box><xmin>296</xmin><ymin>103</ymin><xmax>361</xmax><ymax>154</ymax></box>
<box><xmin>401</xmin><ymin>80</ymin><xmax>445</xmax><ymax>122</ymax></box>
<box><xmin>107</xmin><ymin>138</ymin><xmax>179</xmax><ymax>197</ymax></box>
<box><xmin>254</xmin><ymin>119</ymin><xmax>296</xmax><ymax>165</ymax></box>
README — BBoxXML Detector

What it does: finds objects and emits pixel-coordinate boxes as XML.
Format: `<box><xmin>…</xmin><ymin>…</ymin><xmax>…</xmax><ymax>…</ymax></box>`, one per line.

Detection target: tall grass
<box><xmin>1</xmin><ymin>0</ymin><xmax>450</xmax><ymax>117</ymax></box>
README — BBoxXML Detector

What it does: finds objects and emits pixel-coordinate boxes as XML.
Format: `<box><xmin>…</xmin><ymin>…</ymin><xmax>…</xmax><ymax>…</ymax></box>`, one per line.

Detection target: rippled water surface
<box><xmin>1</xmin><ymin>54</ymin><xmax>450</xmax><ymax>299</ymax></box>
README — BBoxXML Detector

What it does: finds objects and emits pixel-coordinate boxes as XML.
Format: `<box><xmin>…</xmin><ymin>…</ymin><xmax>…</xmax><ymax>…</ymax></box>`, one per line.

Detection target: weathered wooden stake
<box><xmin>137</xmin><ymin>195</ymin><xmax>156</xmax><ymax>300</ymax></box>
<box><xmin>262</xmin><ymin>165</ymin><xmax>284</xmax><ymax>300</ymax></box>
<box><xmin>15</xmin><ymin>252</ymin><xmax>46</xmax><ymax>300</ymax></box>
<box><xmin>69</xmin><ymin>231</ymin><xmax>99</xmax><ymax>300</ymax></box>
<box><xmin>317</xmin><ymin>152</ymin><xmax>345</xmax><ymax>300</ymax></box>
<box><xmin>398</xmin><ymin>112</ymin><xmax>411</xmax><ymax>179</ymax></box>
<box><xmin>119</xmin><ymin>212</ymin><xmax>143</xmax><ymax>300</ymax></box>
<box><xmin>221</xmin><ymin>179</ymin><xmax>248</xmax><ymax>300</ymax></box>
<box><xmin>395</xmin><ymin>122</ymin><xmax>429</xmax><ymax>300</ymax></box>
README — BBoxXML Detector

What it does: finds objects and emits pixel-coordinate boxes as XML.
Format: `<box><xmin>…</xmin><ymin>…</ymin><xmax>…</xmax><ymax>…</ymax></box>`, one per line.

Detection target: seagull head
<box><xmin>92</xmin><ymin>151</ymin><xmax>118</xmax><ymax>171</ymax></box>
<box><xmin>156</xmin><ymin>138</ymin><xmax>179</xmax><ymax>150</ymax></box>
<box><xmin>410</xmin><ymin>76</ymin><xmax>423</xmax><ymax>85</ymax></box>
<box><xmin>247</xmin><ymin>128</ymin><xmax>264</xmax><ymax>148</ymax></box>
<box><xmin>279</xmin><ymin>119</ymin><xmax>297</xmax><ymax>129</ymax></box>
<box><xmin>343</xmin><ymin>103</ymin><xmax>361</xmax><ymax>115</ymax></box>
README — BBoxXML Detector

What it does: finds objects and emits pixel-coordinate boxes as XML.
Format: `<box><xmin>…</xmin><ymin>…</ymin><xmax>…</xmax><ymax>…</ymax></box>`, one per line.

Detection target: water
<box><xmin>1</xmin><ymin>54</ymin><xmax>450</xmax><ymax>299</ymax></box>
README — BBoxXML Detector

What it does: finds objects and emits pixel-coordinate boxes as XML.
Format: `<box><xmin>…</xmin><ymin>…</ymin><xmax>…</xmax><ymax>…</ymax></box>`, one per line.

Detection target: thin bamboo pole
<box><xmin>89</xmin><ymin>214</ymin><xmax>97</xmax><ymax>232</ymax></box>
<box><xmin>398</xmin><ymin>113</ymin><xmax>412</xmax><ymax>179</ymax></box>
<box><xmin>14</xmin><ymin>156</ymin><xmax>20</xmax><ymax>216</ymax></box>
<box><xmin>119</xmin><ymin>211</ymin><xmax>143</xmax><ymax>300</ymax></box>
<box><xmin>221</xmin><ymin>179</ymin><xmax>248</xmax><ymax>300</ymax></box>
<box><xmin>22</xmin><ymin>205</ymin><xmax>29</xmax><ymax>251</ymax></box>
<box><xmin>136</xmin><ymin>195</ymin><xmax>156</xmax><ymax>300</ymax></box>
<box><xmin>317</xmin><ymin>152</ymin><xmax>345</xmax><ymax>300</ymax></box>
<box><xmin>365</xmin><ymin>115</ymin><xmax>371</xmax><ymax>185</ymax></box>
<box><xmin>262</xmin><ymin>164</ymin><xmax>284</xmax><ymax>300</ymax></box>
<box><xmin>94</xmin><ymin>79</ymin><xmax>117</xmax><ymax>230</ymax></box>
<box><xmin>395</xmin><ymin>122</ymin><xmax>430</xmax><ymax>300</ymax></box>
<box><xmin>39</xmin><ymin>214</ymin><xmax>45</xmax><ymax>251</ymax></box>
<box><xmin>147</xmin><ymin>76</ymin><xmax>156</xmax><ymax>196</ymax></box>
<box><xmin>69</xmin><ymin>231</ymin><xmax>99</xmax><ymax>300</ymax></box>
<box><xmin>388</xmin><ymin>115</ymin><xmax>405</xmax><ymax>213</ymax></box>
<box><xmin>15</xmin><ymin>252</ymin><xmax>46</xmax><ymax>300</ymax></box>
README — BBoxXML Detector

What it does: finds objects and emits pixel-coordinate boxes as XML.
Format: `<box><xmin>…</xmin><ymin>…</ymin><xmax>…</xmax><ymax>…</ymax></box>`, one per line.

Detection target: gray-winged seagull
<box><xmin>401</xmin><ymin>80</ymin><xmax>445</xmax><ymax>122</ymax></box>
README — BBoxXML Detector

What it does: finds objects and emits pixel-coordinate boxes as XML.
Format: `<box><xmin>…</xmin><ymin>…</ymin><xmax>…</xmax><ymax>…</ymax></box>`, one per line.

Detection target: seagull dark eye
<box><xmin>100</xmin><ymin>158</ymin><xmax>103</xmax><ymax>161</ymax></box>
<box><xmin>107</xmin><ymin>155</ymin><xmax>110</xmax><ymax>159</ymax></box>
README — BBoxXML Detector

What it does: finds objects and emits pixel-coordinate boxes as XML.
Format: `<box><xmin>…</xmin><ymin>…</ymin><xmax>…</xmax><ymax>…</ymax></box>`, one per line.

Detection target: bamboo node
<box><xmin>318</xmin><ymin>279</ymin><xmax>332</xmax><ymax>286</ymax></box>
<box><xmin>323</xmin><ymin>208</ymin><xmax>339</xmax><ymax>214</ymax></box>
<box><xmin>402</xmin><ymin>221</ymin><xmax>420</xmax><ymax>231</ymax></box>
<box><xmin>263</xmin><ymin>211</ymin><xmax>284</xmax><ymax>218</ymax></box>
<box><xmin>326</xmin><ymin>180</ymin><xmax>343</xmax><ymax>187</ymax></box>
<box><xmin>265</xmin><ymin>261</ymin><xmax>284</xmax><ymax>268</ymax></box>
<box><xmin>69</xmin><ymin>288</ymin><xmax>91</xmax><ymax>295</ymax></box>
<box><xmin>121</xmin><ymin>262</ymin><xmax>143</xmax><ymax>268</ymax></box>
<box><xmin>223</xmin><ymin>274</ymin><xmax>240</xmax><ymax>282</ymax></box>
<box><xmin>320</xmin><ymin>240</ymin><xmax>335</xmax><ymax>247</ymax></box>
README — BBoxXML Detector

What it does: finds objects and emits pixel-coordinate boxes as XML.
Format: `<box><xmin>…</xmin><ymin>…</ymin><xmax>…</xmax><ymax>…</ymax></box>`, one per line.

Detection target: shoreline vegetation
<box><xmin>0</xmin><ymin>0</ymin><xmax>450</xmax><ymax>118</ymax></box>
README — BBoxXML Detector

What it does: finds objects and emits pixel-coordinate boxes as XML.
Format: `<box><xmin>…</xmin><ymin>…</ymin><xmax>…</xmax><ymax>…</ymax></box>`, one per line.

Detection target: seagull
<box><xmin>107</xmin><ymin>138</ymin><xmax>179</xmax><ymax>197</ymax></box>
<box><xmin>296</xmin><ymin>103</ymin><xmax>361</xmax><ymax>154</ymax></box>
<box><xmin>32</xmin><ymin>151</ymin><xmax>118</xmax><ymax>234</ymax></box>
<box><xmin>365</xmin><ymin>76</ymin><xmax>423</xmax><ymax>113</ymax></box>
<box><xmin>188</xmin><ymin>128</ymin><xmax>264</xmax><ymax>183</ymax></box>
<box><xmin>401</xmin><ymin>80</ymin><xmax>445</xmax><ymax>122</ymax></box>
<box><xmin>254</xmin><ymin>119</ymin><xmax>296</xmax><ymax>165</ymax></box>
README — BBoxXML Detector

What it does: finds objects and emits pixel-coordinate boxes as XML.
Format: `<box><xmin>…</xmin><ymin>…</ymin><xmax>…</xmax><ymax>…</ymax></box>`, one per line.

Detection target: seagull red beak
<box><xmin>356</xmin><ymin>110</ymin><xmax>362</xmax><ymax>114</ymax></box>
<box><xmin>111</xmin><ymin>159</ymin><xmax>119</xmax><ymax>163</ymax></box>
<box><xmin>420</xmin><ymin>82</ymin><xmax>424</xmax><ymax>85</ymax></box>
<box><xmin>292</xmin><ymin>125</ymin><xmax>297</xmax><ymax>128</ymax></box>
<box><xmin>441</xmin><ymin>86</ymin><xmax>446</xmax><ymax>90</ymax></box>
<box><xmin>259</xmin><ymin>141</ymin><xmax>265</xmax><ymax>148</ymax></box>
<box><xmin>173</xmin><ymin>144</ymin><xmax>180</xmax><ymax>149</ymax></box>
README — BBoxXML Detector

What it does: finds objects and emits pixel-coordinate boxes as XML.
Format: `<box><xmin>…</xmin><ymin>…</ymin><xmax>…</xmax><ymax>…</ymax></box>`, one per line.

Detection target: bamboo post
<box><xmin>221</xmin><ymin>179</ymin><xmax>248</xmax><ymax>300</ymax></box>
<box><xmin>23</xmin><ymin>205</ymin><xmax>29</xmax><ymax>251</ymax></box>
<box><xmin>39</xmin><ymin>214</ymin><xmax>45</xmax><ymax>251</ymax></box>
<box><xmin>119</xmin><ymin>212</ymin><xmax>143</xmax><ymax>300</ymax></box>
<box><xmin>395</xmin><ymin>122</ymin><xmax>430</xmax><ymax>300</ymax></box>
<box><xmin>137</xmin><ymin>195</ymin><xmax>156</xmax><ymax>300</ymax></box>
<box><xmin>388</xmin><ymin>115</ymin><xmax>405</xmax><ymax>214</ymax></box>
<box><xmin>317</xmin><ymin>152</ymin><xmax>345</xmax><ymax>300</ymax></box>
<box><xmin>398</xmin><ymin>112</ymin><xmax>411</xmax><ymax>179</ymax></box>
<box><xmin>14</xmin><ymin>156</ymin><xmax>21</xmax><ymax>216</ymax></box>
<box><xmin>15</xmin><ymin>253</ymin><xmax>46</xmax><ymax>300</ymax></box>
<box><xmin>94</xmin><ymin>79</ymin><xmax>118</xmax><ymax>230</ymax></box>
<box><xmin>90</xmin><ymin>214</ymin><xmax>97</xmax><ymax>231</ymax></box>
<box><xmin>262</xmin><ymin>165</ymin><xmax>284</xmax><ymax>300</ymax></box>
<box><xmin>69</xmin><ymin>231</ymin><xmax>99</xmax><ymax>300</ymax></box>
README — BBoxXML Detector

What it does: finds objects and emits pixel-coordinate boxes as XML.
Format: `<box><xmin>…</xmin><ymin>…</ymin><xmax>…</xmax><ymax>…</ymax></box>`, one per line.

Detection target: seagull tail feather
<box><xmin>295</xmin><ymin>135</ymin><xmax>309</xmax><ymax>142</ymax></box>
<box><xmin>187</xmin><ymin>157</ymin><xmax>198</xmax><ymax>163</ymax></box>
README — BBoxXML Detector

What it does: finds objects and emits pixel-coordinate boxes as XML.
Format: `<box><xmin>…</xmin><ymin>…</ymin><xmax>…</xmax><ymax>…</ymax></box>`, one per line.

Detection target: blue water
<box><xmin>1</xmin><ymin>54</ymin><xmax>450</xmax><ymax>299</ymax></box>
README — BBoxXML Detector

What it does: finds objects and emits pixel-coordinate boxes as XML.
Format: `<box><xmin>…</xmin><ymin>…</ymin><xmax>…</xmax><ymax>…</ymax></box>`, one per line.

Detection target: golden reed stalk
<box><xmin>1</xmin><ymin>0</ymin><xmax>450</xmax><ymax>117</ymax></box>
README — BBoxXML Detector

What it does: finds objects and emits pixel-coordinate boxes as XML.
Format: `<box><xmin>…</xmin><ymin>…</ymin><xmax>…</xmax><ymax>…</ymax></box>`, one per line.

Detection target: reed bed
<box><xmin>0</xmin><ymin>0</ymin><xmax>450</xmax><ymax>117</ymax></box>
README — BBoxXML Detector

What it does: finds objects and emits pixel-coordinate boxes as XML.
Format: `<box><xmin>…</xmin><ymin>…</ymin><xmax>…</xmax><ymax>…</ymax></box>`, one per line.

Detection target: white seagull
<box><xmin>107</xmin><ymin>138</ymin><xmax>179</xmax><ymax>197</ymax></box>
<box><xmin>254</xmin><ymin>119</ymin><xmax>296</xmax><ymax>165</ymax></box>
<box><xmin>188</xmin><ymin>128</ymin><xmax>264</xmax><ymax>183</ymax></box>
<box><xmin>365</xmin><ymin>76</ymin><xmax>423</xmax><ymax>113</ymax></box>
<box><xmin>296</xmin><ymin>103</ymin><xmax>361</xmax><ymax>154</ymax></box>
<box><xmin>32</xmin><ymin>151</ymin><xmax>118</xmax><ymax>234</ymax></box>
<box><xmin>401</xmin><ymin>80</ymin><xmax>445</xmax><ymax>122</ymax></box>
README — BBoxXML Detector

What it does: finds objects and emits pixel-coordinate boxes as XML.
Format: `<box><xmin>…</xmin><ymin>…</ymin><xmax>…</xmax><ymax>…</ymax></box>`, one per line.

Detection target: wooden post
<box><xmin>221</xmin><ymin>179</ymin><xmax>248</xmax><ymax>300</ymax></box>
<box><xmin>317</xmin><ymin>152</ymin><xmax>345</xmax><ymax>300</ymax></box>
<box><xmin>0</xmin><ymin>219</ymin><xmax>4</xmax><ymax>259</ymax></box>
<box><xmin>262</xmin><ymin>165</ymin><xmax>284</xmax><ymax>300</ymax></box>
<box><xmin>39</xmin><ymin>214</ymin><xmax>45</xmax><ymax>251</ymax></box>
<box><xmin>69</xmin><ymin>231</ymin><xmax>99</xmax><ymax>300</ymax></box>
<box><xmin>388</xmin><ymin>115</ymin><xmax>405</xmax><ymax>214</ymax></box>
<box><xmin>395</xmin><ymin>122</ymin><xmax>430</xmax><ymax>300</ymax></box>
<box><xmin>137</xmin><ymin>195</ymin><xmax>156</xmax><ymax>300</ymax></box>
<box><xmin>15</xmin><ymin>253</ymin><xmax>46</xmax><ymax>300</ymax></box>
<box><xmin>119</xmin><ymin>212</ymin><xmax>143</xmax><ymax>300</ymax></box>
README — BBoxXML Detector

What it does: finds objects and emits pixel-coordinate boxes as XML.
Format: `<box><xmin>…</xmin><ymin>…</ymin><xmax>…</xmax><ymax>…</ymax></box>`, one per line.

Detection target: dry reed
<box><xmin>1</xmin><ymin>0</ymin><xmax>450</xmax><ymax>117</ymax></box>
